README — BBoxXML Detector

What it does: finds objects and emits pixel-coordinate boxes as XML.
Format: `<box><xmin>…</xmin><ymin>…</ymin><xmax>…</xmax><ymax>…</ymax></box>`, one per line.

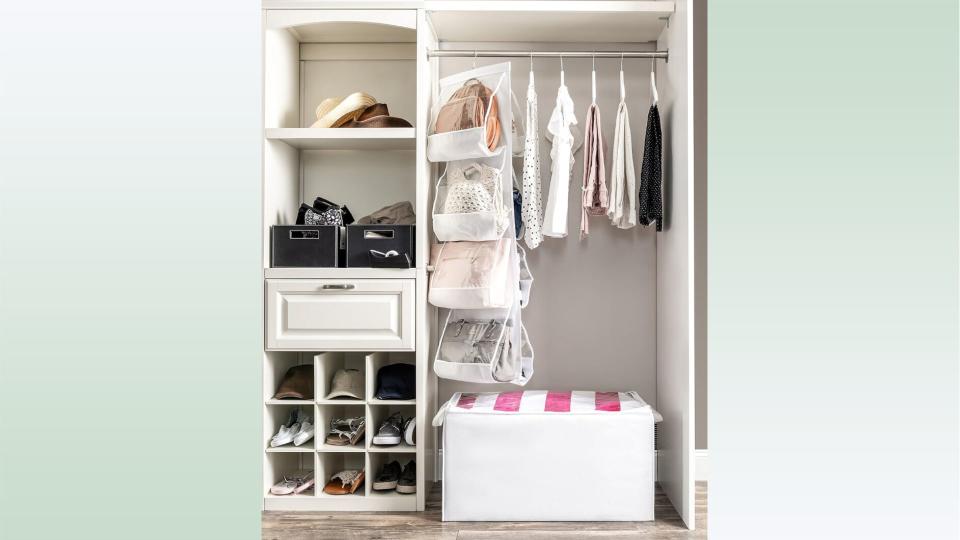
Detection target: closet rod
<box><xmin>427</xmin><ymin>49</ymin><xmax>669</xmax><ymax>62</ymax></box>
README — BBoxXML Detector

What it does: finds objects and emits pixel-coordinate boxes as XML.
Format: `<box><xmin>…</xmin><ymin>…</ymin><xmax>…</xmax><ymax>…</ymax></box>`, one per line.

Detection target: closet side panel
<box><xmin>656</xmin><ymin>0</ymin><xmax>696</xmax><ymax>530</ymax></box>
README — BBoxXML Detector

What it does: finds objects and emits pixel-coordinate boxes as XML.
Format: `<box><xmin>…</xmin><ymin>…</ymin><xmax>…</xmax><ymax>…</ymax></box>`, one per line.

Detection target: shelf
<box><xmin>316</xmin><ymin>398</ymin><xmax>366</xmax><ymax>406</ymax></box>
<box><xmin>264</xmin><ymin>267</ymin><xmax>417</xmax><ymax>280</ymax></box>
<box><xmin>316</xmin><ymin>490</ymin><xmax>365</xmax><ymax>499</ymax></box>
<box><xmin>369</xmin><ymin>490</ymin><xmax>417</xmax><ymax>499</ymax></box>
<box><xmin>368</xmin><ymin>441</ymin><xmax>416</xmax><ymax>453</ymax></box>
<box><xmin>265</xmin><ymin>399</ymin><xmax>313</xmax><ymax>406</ymax></box>
<box><xmin>266</xmin><ymin>441</ymin><xmax>315</xmax><ymax>453</ymax></box>
<box><xmin>265</xmin><ymin>128</ymin><xmax>415</xmax><ymax>150</ymax></box>
<box><xmin>427</xmin><ymin>1</ymin><xmax>674</xmax><ymax>43</ymax></box>
<box><xmin>316</xmin><ymin>443</ymin><xmax>366</xmax><ymax>453</ymax></box>
<box><xmin>264</xmin><ymin>489</ymin><xmax>315</xmax><ymax>499</ymax></box>
<box><xmin>368</xmin><ymin>399</ymin><xmax>416</xmax><ymax>406</ymax></box>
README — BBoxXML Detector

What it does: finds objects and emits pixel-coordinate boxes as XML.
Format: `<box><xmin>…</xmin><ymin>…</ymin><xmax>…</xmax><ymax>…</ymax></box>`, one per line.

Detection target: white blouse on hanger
<box><xmin>521</xmin><ymin>71</ymin><xmax>544</xmax><ymax>249</ymax></box>
<box><xmin>542</xmin><ymin>76</ymin><xmax>577</xmax><ymax>238</ymax></box>
<box><xmin>607</xmin><ymin>67</ymin><xmax>637</xmax><ymax>229</ymax></box>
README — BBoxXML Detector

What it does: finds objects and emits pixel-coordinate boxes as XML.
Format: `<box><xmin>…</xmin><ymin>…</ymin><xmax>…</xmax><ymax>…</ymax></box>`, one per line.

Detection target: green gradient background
<box><xmin>0</xmin><ymin>1</ymin><xmax>262</xmax><ymax>538</ymax></box>
<box><xmin>0</xmin><ymin>1</ymin><xmax>956</xmax><ymax>539</ymax></box>
<box><xmin>709</xmin><ymin>0</ymin><xmax>958</xmax><ymax>539</ymax></box>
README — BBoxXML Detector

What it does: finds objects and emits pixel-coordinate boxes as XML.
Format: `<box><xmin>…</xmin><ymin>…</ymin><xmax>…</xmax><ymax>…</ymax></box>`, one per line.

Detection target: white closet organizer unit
<box><xmin>261</xmin><ymin>1</ymin><xmax>699</xmax><ymax>528</ymax></box>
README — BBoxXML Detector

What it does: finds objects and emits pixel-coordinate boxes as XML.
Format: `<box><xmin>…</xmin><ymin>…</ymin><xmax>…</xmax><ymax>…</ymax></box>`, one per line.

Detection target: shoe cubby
<box><xmin>315</xmin><ymin>352</ymin><xmax>366</xmax><ymax>405</ymax></box>
<box><xmin>367</xmin><ymin>404</ymin><xmax>416</xmax><ymax>453</ymax></box>
<box><xmin>265</xmin><ymin>452</ymin><xmax>315</xmax><ymax>499</ymax></box>
<box><xmin>265</xmin><ymin>404</ymin><xmax>316</xmax><ymax>453</ymax></box>
<box><xmin>317</xmin><ymin>452</ymin><xmax>368</xmax><ymax>498</ymax></box>
<box><xmin>366</xmin><ymin>352</ymin><xmax>416</xmax><ymax>404</ymax></box>
<box><xmin>367</xmin><ymin>452</ymin><xmax>417</xmax><ymax>499</ymax></box>
<box><xmin>316</xmin><ymin>403</ymin><xmax>366</xmax><ymax>452</ymax></box>
<box><xmin>264</xmin><ymin>351</ymin><xmax>313</xmax><ymax>405</ymax></box>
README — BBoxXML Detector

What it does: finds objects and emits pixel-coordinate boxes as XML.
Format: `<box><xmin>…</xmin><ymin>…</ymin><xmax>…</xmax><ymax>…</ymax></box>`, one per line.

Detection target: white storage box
<box><xmin>435</xmin><ymin>390</ymin><xmax>659</xmax><ymax>521</ymax></box>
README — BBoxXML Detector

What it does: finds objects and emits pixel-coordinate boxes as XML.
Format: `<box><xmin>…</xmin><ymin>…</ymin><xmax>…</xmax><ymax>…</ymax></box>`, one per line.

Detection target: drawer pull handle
<box><xmin>321</xmin><ymin>284</ymin><xmax>355</xmax><ymax>290</ymax></box>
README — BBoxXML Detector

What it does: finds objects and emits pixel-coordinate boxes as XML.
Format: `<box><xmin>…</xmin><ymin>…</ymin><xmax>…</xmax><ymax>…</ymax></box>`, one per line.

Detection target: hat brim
<box><xmin>312</xmin><ymin>92</ymin><xmax>377</xmax><ymax>128</ymax></box>
<box><xmin>325</xmin><ymin>389</ymin><xmax>363</xmax><ymax>400</ymax></box>
<box><xmin>274</xmin><ymin>391</ymin><xmax>310</xmax><ymax>400</ymax></box>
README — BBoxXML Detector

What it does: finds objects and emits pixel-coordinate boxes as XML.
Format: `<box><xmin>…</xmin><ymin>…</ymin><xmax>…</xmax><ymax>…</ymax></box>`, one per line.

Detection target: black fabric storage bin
<box><xmin>271</xmin><ymin>225</ymin><xmax>339</xmax><ymax>267</ymax></box>
<box><xmin>346</xmin><ymin>225</ymin><xmax>416</xmax><ymax>268</ymax></box>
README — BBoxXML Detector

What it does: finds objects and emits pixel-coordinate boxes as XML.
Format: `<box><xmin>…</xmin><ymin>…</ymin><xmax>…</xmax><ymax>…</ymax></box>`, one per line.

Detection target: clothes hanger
<box><xmin>620</xmin><ymin>52</ymin><xmax>626</xmax><ymax>103</ymax></box>
<box><xmin>560</xmin><ymin>54</ymin><xmax>565</xmax><ymax>87</ymax></box>
<box><xmin>591</xmin><ymin>52</ymin><xmax>597</xmax><ymax>105</ymax></box>
<box><xmin>650</xmin><ymin>57</ymin><xmax>659</xmax><ymax>106</ymax></box>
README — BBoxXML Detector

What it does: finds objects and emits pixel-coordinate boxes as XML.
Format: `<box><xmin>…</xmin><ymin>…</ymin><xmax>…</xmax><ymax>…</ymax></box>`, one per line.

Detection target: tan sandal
<box><xmin>325</xmin><ymin>416</ymin><xmax>365</xmax><ymax>446</ymax></box>
<box><xmin>323</xmin><ymin>470</ymin><xmax>365</xmax><ymax>495</ymax></box>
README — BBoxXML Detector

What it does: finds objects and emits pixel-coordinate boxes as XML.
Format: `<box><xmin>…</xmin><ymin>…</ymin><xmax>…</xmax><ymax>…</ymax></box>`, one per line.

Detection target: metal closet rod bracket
<box><xmin>426</xmin><ymin>49</ymin><xmax>669</xmax><ymax>63</ymax></box>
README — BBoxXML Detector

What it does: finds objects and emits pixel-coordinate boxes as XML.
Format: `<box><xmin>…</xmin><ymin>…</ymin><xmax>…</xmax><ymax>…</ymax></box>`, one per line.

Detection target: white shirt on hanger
<box><xmin>542</xmin><ymin>78</ymin><xmax>577</xmax><ymax>238</ymax></box>
<box><xmin>607</xmin><ymin>68</ymin><xmax>638</xmax><ymax>229</ymax></box>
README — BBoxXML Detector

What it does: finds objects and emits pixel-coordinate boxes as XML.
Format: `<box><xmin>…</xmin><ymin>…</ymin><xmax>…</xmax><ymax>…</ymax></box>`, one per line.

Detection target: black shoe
<box><xmin>373</xmin><ymin>460</ymin><xmax>402</xmax><ymax>491</ymax></box>
<box><xmin>396</xmin><ymin>460</ymin><xmax>416</xmax><ymax>494</ymax></box>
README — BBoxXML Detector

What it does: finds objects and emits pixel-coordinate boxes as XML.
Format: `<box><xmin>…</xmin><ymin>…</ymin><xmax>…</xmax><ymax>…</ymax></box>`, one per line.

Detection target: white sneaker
<box><xmin>294</xmin><ymin>418</ymin><xmax>315</xmax><ymax>446</ymax></box>
<box><xmin>403</xmin><ymin>417</ymin><xmax>416</xmax><ymax>446</ymax></box>
<box><xmin>271</xmin><ymin>422</ymin><xmax>301</xmax><ymax>447</ymax></box>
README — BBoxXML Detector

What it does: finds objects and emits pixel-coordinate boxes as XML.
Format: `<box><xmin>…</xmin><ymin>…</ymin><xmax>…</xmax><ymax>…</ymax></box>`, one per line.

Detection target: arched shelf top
<box><xmin>266</xmin><ymin>10</ymin><xmax>417</xmax><ymax>43</ymax></box>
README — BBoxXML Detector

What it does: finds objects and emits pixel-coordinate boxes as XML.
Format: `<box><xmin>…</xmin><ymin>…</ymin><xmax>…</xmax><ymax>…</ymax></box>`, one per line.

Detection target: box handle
<box><xmin>321</xmin><ymin>284</ymin><xmax>355</xmax><ymax>290</ymax></box>
<box><xmin>363</xmin><ymin>229</ymin><xmax>395</xmax><ymax>239</ymax></box>
<box><xmin>289</xmin><ymin>229</ymin><xmax>320</xmax><ymax>240</ymax></box>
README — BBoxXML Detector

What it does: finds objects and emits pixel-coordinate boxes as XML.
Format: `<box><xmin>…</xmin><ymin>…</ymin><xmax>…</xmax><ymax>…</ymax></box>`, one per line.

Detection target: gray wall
<box><xmin>436</xmin><ymin>42</ymin><xmax>660</xmax><ymax>408</ymax></box>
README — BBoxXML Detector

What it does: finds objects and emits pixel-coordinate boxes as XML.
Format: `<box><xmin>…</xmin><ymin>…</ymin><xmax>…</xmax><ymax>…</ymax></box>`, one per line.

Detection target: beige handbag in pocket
<box><xmin>433</xmin><ymin>78</ymin><xmax>501</xmax><ymax>151</ymax></box>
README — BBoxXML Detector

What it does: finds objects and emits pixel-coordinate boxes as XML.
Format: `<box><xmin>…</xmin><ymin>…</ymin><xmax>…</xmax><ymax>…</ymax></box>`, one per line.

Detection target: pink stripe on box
<box><xmin>544</xmin><ymin>391</ymin><xmax>572</xmax><ymax>412</ymax></box>
<box><xmin>595</xmin><ymin>391</ymin><xmax>621</xmax><ymax>412</ymax></box>
<box><xmin>493</xmin><ymin>391</ymin><xmax>523</xmax><ymax>412</ymax></box>
<box><xmin>456</xmin><ymin>393</ymin><xmax>477</xmax><ymax>409</ymax></box>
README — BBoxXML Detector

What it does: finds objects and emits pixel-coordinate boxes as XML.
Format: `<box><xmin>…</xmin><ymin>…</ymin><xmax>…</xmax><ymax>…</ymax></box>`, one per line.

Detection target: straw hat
<box><xmin>310</xmin><ymin>92</ymin><xmax>377</xmax><ymax>128</ymax></box>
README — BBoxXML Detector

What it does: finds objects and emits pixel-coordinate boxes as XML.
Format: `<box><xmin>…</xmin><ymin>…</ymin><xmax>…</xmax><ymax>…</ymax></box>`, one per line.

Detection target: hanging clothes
<box><xmin>542</xmin><ymin>73</ymin><xmax>577</xmax><ymax>239</ymax></box>
<box><xmin>520</xmin><ymin>71</ymin><xmax>544</xmax><ymax>249</ymax></box>
<box><xmin>607</xmin><ymin>68</ymin><xmax>637</xmax><ymax>229</ymax></box>
<box><xmin>579</xmin><ymin>66</ymin><xmax>607</xmax><ymax>239</ymax></box>
<box><xmin>637</xmin><ymin>104</ymin><xmax>663</xmax><ymax>231</ymax></box>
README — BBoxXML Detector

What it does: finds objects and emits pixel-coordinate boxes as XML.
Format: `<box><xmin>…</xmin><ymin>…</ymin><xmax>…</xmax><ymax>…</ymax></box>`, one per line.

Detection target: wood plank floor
<box><xmin>263</xmin><ymin>482</ymin><xmax>707</xmax><ymax>539</ymax></box>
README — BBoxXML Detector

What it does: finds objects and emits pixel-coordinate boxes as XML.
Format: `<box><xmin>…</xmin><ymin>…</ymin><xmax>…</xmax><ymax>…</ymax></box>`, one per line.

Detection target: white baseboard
<box><xmin>695</xmin><ymin>449</ymin><xmax>709</xmax><ymax>481</ymax></box>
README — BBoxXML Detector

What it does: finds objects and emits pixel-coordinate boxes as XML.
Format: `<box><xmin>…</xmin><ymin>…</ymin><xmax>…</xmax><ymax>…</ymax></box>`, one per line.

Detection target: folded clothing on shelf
<box><xmin>357</xmin><ymin>201</ymin><xmax>416</xmax><ymax>225</ymax></box>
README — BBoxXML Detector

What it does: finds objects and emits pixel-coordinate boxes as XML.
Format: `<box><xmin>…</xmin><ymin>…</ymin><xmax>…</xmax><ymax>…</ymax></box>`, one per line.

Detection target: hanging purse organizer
<box><xmin>427</xmin><ymin>63</ymin><xmax>510</xmax><ymax>162</ymax></box>
<box><xmin>428</xmin><ymin>62</ymin><xmax>534</xmax><ymax>386</ymax></box>
<box><xmin>432</xmin><ymin>153</ymin><xmax>510</xmax><ymax>242</ymax></box>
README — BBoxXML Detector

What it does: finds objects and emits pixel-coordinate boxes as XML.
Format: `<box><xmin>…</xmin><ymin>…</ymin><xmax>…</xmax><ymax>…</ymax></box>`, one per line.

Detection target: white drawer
<box><xmin>266</xmin><ymin>279</ymin><xmax>414</xmax><ymax>351</ymax></box>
